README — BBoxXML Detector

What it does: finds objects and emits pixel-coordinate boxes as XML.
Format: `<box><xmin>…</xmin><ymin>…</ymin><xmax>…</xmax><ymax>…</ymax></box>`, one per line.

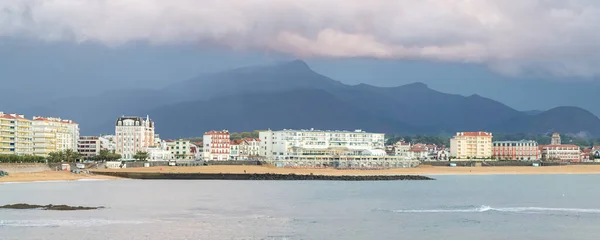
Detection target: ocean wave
<box><xmin>391</xmin><ymin>205</ymin><xmax>600</xmax><ymax>214</ymax></box>
<box><xmin>0</xmin><ymin>219</ymin><xmax>149</xmax><ymax>228</ymax></box>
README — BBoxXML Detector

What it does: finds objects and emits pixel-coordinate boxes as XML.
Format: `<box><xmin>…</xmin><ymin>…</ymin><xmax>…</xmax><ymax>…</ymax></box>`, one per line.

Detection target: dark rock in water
<box><xmin>0</xmin><ymin>203</ymin><xmax>104</xmax><ymax>211</ymax></box>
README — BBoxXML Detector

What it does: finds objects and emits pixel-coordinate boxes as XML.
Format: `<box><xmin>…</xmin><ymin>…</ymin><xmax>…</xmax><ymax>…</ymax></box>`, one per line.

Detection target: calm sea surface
<box><xmin>1</xmin><ymin>175</ymin><xmax>600</xmax><ymax>240</ymax></box>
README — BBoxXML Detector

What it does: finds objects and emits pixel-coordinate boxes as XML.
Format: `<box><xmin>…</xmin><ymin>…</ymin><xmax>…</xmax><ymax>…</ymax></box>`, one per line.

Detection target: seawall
<box><xmin>91</xmin><ymin>171</ymin><xmax>434</xmax><ymax>181</ymax></box>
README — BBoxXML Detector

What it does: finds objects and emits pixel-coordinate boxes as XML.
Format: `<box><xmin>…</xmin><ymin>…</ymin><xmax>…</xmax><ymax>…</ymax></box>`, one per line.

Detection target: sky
<box><xmin>1</xmin><ymin>0</ymin><xmax>600</xmax><ymax>115</ymax></box>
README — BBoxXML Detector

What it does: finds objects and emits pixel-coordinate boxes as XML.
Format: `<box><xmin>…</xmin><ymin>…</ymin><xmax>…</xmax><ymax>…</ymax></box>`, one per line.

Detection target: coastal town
<box><xmin>2</xmin><ymin>112</ymin><xmax>600</xmax><ymax>169</ymax></box>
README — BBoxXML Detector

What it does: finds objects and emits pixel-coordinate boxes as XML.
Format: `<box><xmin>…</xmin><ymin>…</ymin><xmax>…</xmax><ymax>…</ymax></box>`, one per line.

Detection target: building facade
<box><xmin>493</xmin><ymin>140</ymin><xmax>540</xmax><ymax>160</ymax></box>
<box><xmin>230</xmin><ymin>140</ymin><xmax>243</xmax><ymax>160</ymax></box>
<box><xmin>115</xmin><ymin>116</ymin><xmax>155</xmax><ymax>161</ymax></box>
<box><xmin>259</xmin><ymin>129</ymin><xmax>385</xmax><ymax>159</ymax></box>
<box><xmin>0</xmin><ymin>112</ymin><xmax>33</xmax><ymax>156</ymax></box>
<box><xmin>203</xmin><ymin>130</ymin><xmax>231</xmax><ymax>161</ymax></box>
<box><xmin>450</xmin><ymin>132</ymin><xmax>493</xmax><ymax>159</ymax></box>
<box><xmin>540</xmin><ymin>144</ymin><xmax>580</xmax><ymax>162</ymax></box>
<box><xmin>78</xmin><ymin>136</ymin><xmax>101</xmax><ymax>160</ymax></box>
<box><xmin>32</xmin><ymin>116</ymin><xmax>79</xmax><ymax>157</ymax></box>
<box><xmin>166</xmin><ymin>139</ymin><xmax>195</xmax><ymax>160</ymax></box>
<box><xmin>240</xmin><ymin>138</ymin><xmax>261</xmax><ymax>159</ymax></box>
<box><xmin>393</xmin><ymin>141</ymin><xmax>411</xmax><ymax>157</ymax></box>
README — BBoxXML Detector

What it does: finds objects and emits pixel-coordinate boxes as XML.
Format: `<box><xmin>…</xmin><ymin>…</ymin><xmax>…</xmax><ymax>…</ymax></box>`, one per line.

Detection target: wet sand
<box><xmin>92</xmin><ymin>165</ymin><xmax>600</xmax><ymax>176</ymax></box>
<box><xmin>0</xmin><ymin>171</ymin><xmax>120</xmax><ymax>183</ymax></box>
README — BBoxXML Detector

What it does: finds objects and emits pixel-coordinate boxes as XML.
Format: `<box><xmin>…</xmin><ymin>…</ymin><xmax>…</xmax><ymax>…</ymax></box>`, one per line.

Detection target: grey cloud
<box><xmin>1</xmin><ymin>0</ymin><xmax>600</xmax><ymax>78</ymax></box>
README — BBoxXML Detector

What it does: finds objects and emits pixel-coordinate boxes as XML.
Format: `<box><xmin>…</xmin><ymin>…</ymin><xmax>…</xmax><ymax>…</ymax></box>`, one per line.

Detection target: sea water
<box><xmin>1</xmin><ymin>175</ymin><xmax>600</xmax><ymax>240</ymax></box>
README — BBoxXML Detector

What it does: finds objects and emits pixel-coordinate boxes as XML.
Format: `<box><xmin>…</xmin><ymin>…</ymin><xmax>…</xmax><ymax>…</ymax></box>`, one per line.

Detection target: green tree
<box><xmin>47</xmin><ymin>151</ymin><xmax>65</xmax><ymax>163</ymax></box>
<box><xmin>133</xmin><ymin>151</ymin><xmax>149</xmax><ymax>161</ymax></box>
<box><xmin>63</xmin><ymin>149</ymin><xmax>81</xmax><ymax>163</ymax></box>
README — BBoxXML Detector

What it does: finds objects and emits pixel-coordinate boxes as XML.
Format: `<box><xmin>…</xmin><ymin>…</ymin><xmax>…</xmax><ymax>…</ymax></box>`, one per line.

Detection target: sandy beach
<box><xmin>0</xmin><ymin>171</ymin><xmax>120</xmax><ymax>183</ymax></box>
<box><xmin>3</xmin><ymin>165</ymin><xmax>600</xmax><ymax>183</ymax></box>
<box><xmin>92</xmin><ymin>165</ymin><xmax>600</xmax><ymax>176</ymax></box>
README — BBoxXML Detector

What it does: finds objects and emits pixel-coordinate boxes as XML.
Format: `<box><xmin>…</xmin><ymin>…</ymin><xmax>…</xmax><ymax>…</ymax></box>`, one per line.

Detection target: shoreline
<box><xmin>93</xmin><ymin>165</ymin><xmax>600</xmax><ymax>176</ymax></box>
<box><xmin>2</xmin><ymin>165</ymin><xmax>600</xmax><ymax>183</ymax></box>
<box><xmin>0</xmin><ymin>171</ymin><xmax>120</xmax><ymax>183</ymax></box>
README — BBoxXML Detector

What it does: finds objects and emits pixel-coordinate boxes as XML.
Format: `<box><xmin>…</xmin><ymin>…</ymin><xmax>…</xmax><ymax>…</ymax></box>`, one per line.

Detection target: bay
<box><xmin>1</xmin><ymin>175</ymin><xmax>600</xmax><ymax>240</ymax></box>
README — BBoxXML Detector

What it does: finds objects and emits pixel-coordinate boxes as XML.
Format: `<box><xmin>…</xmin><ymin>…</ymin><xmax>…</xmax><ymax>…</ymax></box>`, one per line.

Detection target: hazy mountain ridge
<box><xmin>19</xmin><ymin>60</ymin><xmax>600</xmax><ymax>138</ymax></box>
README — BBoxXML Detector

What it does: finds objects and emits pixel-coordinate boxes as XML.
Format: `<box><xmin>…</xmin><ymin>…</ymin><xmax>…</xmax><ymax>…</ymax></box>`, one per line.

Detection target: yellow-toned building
<box><xmin>0</xmin><ymin>112</ymin><xmax>33</xmax><ymax>155</ymax></box>
<box><xmin>32</xmin><ymin>116</ymin><xmax>80</xmax><ymax>157</ymax></box>
<box><xmin>450</xmin><ymin>132</ymin><xmax>493</xmax><ymax>159</ymax></box>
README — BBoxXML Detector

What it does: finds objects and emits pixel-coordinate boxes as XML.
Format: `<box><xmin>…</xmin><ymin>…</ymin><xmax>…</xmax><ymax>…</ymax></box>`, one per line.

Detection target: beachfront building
<box><xmin>78</xmin><ymin>136</ymin><xmax>101</xmax><ymax>160</ymax></box>
<box><xmin>259</xmin><ymin>129</ymin><xmax>385</xmax><ymax>159</ymax></box>
<box><xmin>493</xmin><ymin>140</ymin><xmax>540</xmax><ymax>160</ymax></box>
<box><xmin>540</xmin><ymin>144</ymin><xmax>580</xmax><ymax>162</ymax></box>
<box><xmin>193</xmin><ymin>141</ymin><xmax>204</xmax><ymax>159</ymax></box>
<box><xmin>203</xmin><ymin>130</ymin><xmax>230</xmax><ymax>161</ymax></box>
<box><xmin>539</xmin><ymin>132</ymin><xmax>581</xmax><ymax>162</ymax></box>
<box><xmin>258</xmin><ymin>129</ymin><xmax>416</xmax><ymax>168</ymax></box>
<box><xmin>0</xmin><ymin>112</ymin><xmax>33</xmax><ymax>156</ymax></box>
<box><xmin>408</xmin><ymin>143</ymin><xmax>430</xmax><ymax>160</ymax></box>
<box><xmin>243</xmin><ymin>138</ymin><xmax>261</xmax><ymax>158</ymax></box>
<box><xmin>99</xmin><ymin>135</ymin><xmax>116</xmax><ymax>152</ymax></box>
<box><xmin>147</xmin><ymin>145</ymin><xmax>173</xmax><ymax>161</ymax></box>
<box><xmin>166</xmin><ymin>139</ymin><xmax>195</xmax><ymax>160</ymax></box>
<box><xmin>32</xmin><ymin>116</ymin><xmax>79</xmax><ymax>157</ymax></box>
<box><xmin>230</xmin><ymin>140</ymin><xmax>243</xmax><ymax>160</ymax></box>
<box><xmin>393</xmin><ymin>141</ymin><xmax>411</xmax><ymax>156</ymax></box>
<box><xmin>115</xmin><ymin>116</ymin><xmax>155</xmax><ymax>161</ymax></box>
<box><xmin>450</xmin><ymin>132</ymin><xmax>493</xmax><ymax>159</ymax></box>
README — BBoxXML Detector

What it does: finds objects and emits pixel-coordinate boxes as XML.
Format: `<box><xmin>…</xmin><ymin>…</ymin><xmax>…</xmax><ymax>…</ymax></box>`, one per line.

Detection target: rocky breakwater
<box><xmin>92</xmin><ymin>171</ymin><xmax>435</xmax><ymax>181</ymax></box>
<box><xmin>0</xmin><ymin>203</ymin><xmax>104</xmax><ymax>211</ymax></box>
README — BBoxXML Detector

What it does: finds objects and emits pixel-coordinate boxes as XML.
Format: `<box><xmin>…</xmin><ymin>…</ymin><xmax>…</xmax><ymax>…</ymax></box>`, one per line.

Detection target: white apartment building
<box><xmin>147</xmin><ymin>145</ymin><xmax>173</xmax><ymax>161</ymax></box>
<box><xmin>32</xmin><ymin>116</ymin><xmax>79</xmax><ymax>157</ymax></box>
<box><xmin>115</xmin><ymin>116</ymin><xmax>155</xmax><ymax>161</ymax></box>
<box><xmin>0</xmin><ymin>112</ymin><xmax>33</xmax><ymax>156</ymax></box>
<box><xmin>540</xmin><ymin>144</ymin><xmax>580</xmax><ymax>162</ymax></box>
<box><xmin>450</xmin><ymin>132</ymin><xmax>493</xmax><ymax>159</ymax></box>
<box><xmin>99</xmin><ymin>135</ymin><xmax>116</xmax><ymax>152</ymax></box>
<box><xmin>393</xmin><ymin>141</ymin><xmax>411</xmax><ymax>157</ymax></box>
<box><xmin>203</xmin><ymin>130</ymin><xmax>230</xmax><ymax>161</ymax></box>
<box><xmin>166</xmin><ymin>139</ymin><xmax>195</xmax><ymax>160</ymax></box>
<box><xmin>259</xmin><ymin>129</ymin><xmax>385</xmax><ymax>159</ymax></box>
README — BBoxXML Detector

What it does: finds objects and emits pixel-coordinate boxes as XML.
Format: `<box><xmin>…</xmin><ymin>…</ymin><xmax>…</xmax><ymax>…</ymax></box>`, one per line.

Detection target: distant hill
<box><xmin>24</xmin><ymin>60</ymin><xmax>600</xmax><ymax>138</ymax></box>
<box><xmin>148</xmin><ymin>89</ymin><xmax>430</xmax><ymax>138</ymax></box>
<box><xmin>490</xmin><ymin>107</ymin><xmax>600</xmax><ymax>137</ymax></box>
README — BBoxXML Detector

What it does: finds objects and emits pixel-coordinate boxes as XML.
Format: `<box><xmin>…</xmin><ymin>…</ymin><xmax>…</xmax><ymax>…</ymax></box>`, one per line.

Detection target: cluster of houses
<box><xmin>80</xmin><ymin>117</ymin><xmax>600</xmax><ymax>164</ymax></box>
<box><xmin>5</xmin><ymin>112</ymin><xmax>598</xmax><ymax>165</ymax></box>
<box><xmin>384</xmin><ymin>131</ymin><xmax>599</xmax><ymax>162</ymax></box>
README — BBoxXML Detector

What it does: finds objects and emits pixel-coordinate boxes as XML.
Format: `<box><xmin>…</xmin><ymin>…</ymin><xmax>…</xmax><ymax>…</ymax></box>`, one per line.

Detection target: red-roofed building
<box><xmin>540</xmin><ymin>144</ymin><xmax>580</xmax><ymax>162</ymax></box>
<box><xmin>409</xmin><ymin>143</ymin><xmax>430</xmax><ymax>160</ymax></box>
<box><xmin>450</xmin><ymin>132</ymin><xmax>493</xmax><ymax>159</ymax></box>
<box><xmin>203</xmin><ymin>130</ymin><xmax>230</xmax><ymax>161</ymax></box>
<box><xmin>392</xmin><ymin>141</ymin><xmax>411</xmax><ymax>156</ymax></box>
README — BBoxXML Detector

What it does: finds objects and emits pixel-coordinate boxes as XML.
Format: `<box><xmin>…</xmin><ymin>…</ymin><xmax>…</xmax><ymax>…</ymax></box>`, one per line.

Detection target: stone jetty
<box><xmin>92</xmin><ymin>171</ymin><xmax>434</xmax><ymax>181</ymax></box>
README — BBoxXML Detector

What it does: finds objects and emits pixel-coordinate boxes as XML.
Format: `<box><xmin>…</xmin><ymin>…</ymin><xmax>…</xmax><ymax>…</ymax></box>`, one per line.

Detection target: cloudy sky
<box><xmin>1</xmin><ymin>0</ymin><xmax>600</xmax><ymax>114</ymax></box>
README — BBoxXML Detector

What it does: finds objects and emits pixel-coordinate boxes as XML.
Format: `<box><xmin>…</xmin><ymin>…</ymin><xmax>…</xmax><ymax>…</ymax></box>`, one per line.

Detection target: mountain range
<box><xmin>18</xmin><ymin>60</ymin><xmax>600</xmax><ymax>138</ymax></box>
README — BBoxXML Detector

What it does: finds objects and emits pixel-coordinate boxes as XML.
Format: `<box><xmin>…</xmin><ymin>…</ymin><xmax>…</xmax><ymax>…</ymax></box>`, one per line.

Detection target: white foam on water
<box><xmin>392</xmin><ymin>205</ymin><xmax>600</xmax><ymax>214</ymax></box>
<box><xmin>0</xmin><ymin>219</ymin><xmax>149</xmax><ymax>228</ymax></box>
<box><xmin>392</xmin><ymin>205</ymin><xmax>493</xmax><ymax>213</ymax></box>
